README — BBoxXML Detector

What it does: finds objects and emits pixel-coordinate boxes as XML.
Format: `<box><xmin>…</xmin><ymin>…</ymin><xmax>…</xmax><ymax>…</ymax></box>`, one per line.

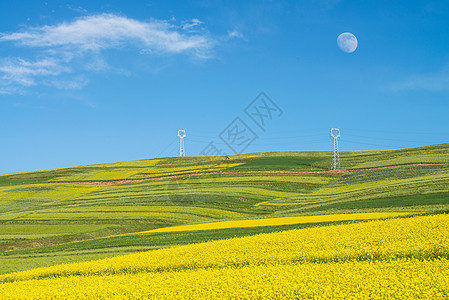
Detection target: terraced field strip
<box><xmin>119</xmin><ymin>212</ymin><xmax>412</xmax><ymax>236</ymax></box>
<box><xmin>31</xmin><ymin>162</ymin><xmax>449</xmax><ymax>186</ymax></box>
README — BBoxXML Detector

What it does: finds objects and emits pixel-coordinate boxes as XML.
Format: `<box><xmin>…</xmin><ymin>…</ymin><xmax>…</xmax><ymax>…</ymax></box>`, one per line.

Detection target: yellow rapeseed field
<box><xmin>1</xmin><ymin>213</ymin><xmax>448</xmax><ymax>299</ymax></box>
<box><xmin>128</xmin><ymin>211</ymin><xmax>411</xmax><ymax>234</ymax></box>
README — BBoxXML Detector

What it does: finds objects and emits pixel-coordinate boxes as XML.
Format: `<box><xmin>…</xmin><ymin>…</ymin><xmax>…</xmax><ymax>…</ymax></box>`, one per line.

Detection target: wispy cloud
<box><xmin>0</xmin><ymin>13</ymin><xmax>214</xmax><ymax>94</ymax></box>
<box><xmin>392</xmin><ymin>66</ymin><xmax>449</xmax><ymax>92</ymax></box>
<box><xmin>66</xmin><ymin>4</ymin><xmax>89</xmax><ymax>15</ymax></box>
<box><xmin>227</xmin><ymin>30</ymin><xmax>245</xmax><ymax>40</ymax></box>
<box><xmin>181</xmin><ymin>18</ymin><xmax>204</xmax><ymax>31</ymax></box>
<box><xmin>0</xmin><ymin>57</ymin><xmax>70</xmax><ymax>87</ymax></box>
<box><xmin>0</xmin><ymin>14</ymin><xmax>211</xmax><ymax>53</ymax></box>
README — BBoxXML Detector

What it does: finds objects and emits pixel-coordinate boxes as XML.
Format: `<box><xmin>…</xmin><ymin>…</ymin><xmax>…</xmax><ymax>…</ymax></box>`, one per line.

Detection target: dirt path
<box><xmin>36</xmin><ymin>162</ymin><xmax>449</xmax><ymax>186</ymax></box>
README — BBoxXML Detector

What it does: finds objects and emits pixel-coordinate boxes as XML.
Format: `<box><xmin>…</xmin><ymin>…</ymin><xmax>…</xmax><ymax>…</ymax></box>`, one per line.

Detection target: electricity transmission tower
<box><xmin>330</xmin><ymin>128</ymin><xmax>340</xmax><ymax>170</ymax></box>
<box><xmin>178</xmin><ymin>129</ymin><xmax>186</xmax><ymax>157</ymax></box>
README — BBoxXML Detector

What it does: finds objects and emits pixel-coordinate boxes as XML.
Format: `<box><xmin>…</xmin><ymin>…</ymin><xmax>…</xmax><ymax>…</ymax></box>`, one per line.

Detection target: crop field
<box><xmin>0</xmin><ymin>213</ymin><xmax>448</xmax><ymax>299</ymax></box>
<box><xmin>0</xmin><ymin>143</ymin><xmax>448</xmax><ymax>297</ymax></box>
<box><xmin>125</xmin><ymin>211</ymin><xmax>412</xmax><ymax>234</ymax></box>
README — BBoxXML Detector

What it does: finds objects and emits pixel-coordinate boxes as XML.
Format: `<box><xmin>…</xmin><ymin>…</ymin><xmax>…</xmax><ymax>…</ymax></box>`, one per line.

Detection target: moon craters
<box><xmin>337</xmin><ymin>32</ymin><xmax>358</xmax><ymax>53</ymax></box>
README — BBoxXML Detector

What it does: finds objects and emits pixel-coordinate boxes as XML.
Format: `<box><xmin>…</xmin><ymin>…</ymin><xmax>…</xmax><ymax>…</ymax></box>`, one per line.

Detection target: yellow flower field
<box><xmin>0</xmin><ymin>259</ymin><xmax>447</xmax><ymax>299</ymax></box>
<box><xmin>127</xmin><ymin>211</ymin><xmax>411</xmax><ymax>235</ymax></box>
<box><xmin>0</xmin><ymin>213</ymin><xmax>447</xmax><ymax>299</ymax></box>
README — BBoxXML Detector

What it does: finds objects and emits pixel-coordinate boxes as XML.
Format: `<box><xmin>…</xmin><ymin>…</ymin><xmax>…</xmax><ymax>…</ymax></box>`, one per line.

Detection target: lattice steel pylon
<box><xmin>330</xmin><ymin>128</ymin><xmax>340</xmax><ymax>170</ymax></box>
<box><xmin>178</xmin><ymin>129</ymin><xmax>186</xmax><ymax>157</ymax></box>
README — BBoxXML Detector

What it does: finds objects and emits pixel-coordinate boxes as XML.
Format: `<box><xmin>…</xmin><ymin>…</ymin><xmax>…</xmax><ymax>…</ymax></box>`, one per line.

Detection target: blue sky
<box><xmin>1</xmin><ymin>0</ymin><xmax>448</xmax><ymax>174</ymax></box>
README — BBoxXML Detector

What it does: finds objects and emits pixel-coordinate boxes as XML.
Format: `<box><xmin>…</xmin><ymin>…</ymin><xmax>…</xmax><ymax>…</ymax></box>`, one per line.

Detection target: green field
<box><xmin>0</xmin><ymin>143</ymin><xmax>448</xmax><ymax>274</ymax></box>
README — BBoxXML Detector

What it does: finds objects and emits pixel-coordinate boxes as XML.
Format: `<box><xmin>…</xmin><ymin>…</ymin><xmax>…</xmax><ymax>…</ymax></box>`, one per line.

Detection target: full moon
<box><xmin>337</xmin><ymin>32</ymin><xmax>358</xmax><ymax>53</ymax></box>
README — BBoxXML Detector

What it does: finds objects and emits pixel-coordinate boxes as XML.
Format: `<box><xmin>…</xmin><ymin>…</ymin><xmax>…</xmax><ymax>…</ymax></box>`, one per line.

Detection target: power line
<box><xmin>155</xmin><ymin>137</ymin><xmax>178</xmax><ymax>158</ymax></box>
<box><xmin>344</xmin><ymin>133</ymin><xmax>426</xmax><ymax>144</ymax></box>
<box><xmin>344</xmin><ymin>128</ymin><xmax>449</xmax><ymax>135</ymax></box>
<box><xmin>187</xmin><ymin>138</ymin><xmax>324</xmax><ymax>146</ymax></box>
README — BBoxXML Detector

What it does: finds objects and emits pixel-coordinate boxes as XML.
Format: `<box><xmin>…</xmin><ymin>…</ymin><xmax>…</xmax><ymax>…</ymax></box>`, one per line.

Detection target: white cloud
<box><xmin>66</xmin><ymin>4</ymin><xmax>89</xmax><ymax>15</ymax></box>
<box><xmin>0</xmin><ymin>14</ymin><xmax>211</xmax><ymax>54</ymax></box>
<box><xmin>182</xmin><ymin>18</ymin><xmax>204</xmax><ymax>31</ymax></box>
<box><xmin>227</xmin><ymin>30</ymin><xmax>245</xmax><ymax>39</ymax></box>
<box><xmin>0</xmin><ymin>58</ymin><xmax>70</xmax><ymax>87</ymax></box>
<box><xmin>392</xmin><ymin>66</ymin><xmax>449</xmax><ymax>92</ymax></box>
<box><xmin>0</xmin><ymin>14</ymin><xmax>215</xmax><ymax>93</ymax></box>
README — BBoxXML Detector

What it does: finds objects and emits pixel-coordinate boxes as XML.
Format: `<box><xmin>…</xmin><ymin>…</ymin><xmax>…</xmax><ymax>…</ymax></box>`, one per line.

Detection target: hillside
<box><xmin>0</xmin><ymin>143</ymin><xmax>448</xmax><ymax>274</ymax></box>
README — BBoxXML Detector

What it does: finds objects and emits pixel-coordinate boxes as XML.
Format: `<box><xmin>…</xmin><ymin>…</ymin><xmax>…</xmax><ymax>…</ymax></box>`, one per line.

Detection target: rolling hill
<box><xmin>0</xmin><ymin>143</ymin><xmax>448</xmax><ymax>274</ymax></box>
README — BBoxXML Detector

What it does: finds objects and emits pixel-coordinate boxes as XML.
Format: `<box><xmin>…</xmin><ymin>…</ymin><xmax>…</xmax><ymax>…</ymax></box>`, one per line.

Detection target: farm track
<box><xmin>33</xmin><ymin>163</ymin><xmax>449</xmax><ymax>186</ymax></box>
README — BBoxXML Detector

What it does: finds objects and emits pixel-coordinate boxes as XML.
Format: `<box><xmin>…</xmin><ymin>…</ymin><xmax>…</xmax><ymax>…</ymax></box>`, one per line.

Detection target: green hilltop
<box><xmin>0</xmin><ymin>143</ymin><xmax>448</xmax><ymax>274</ymax></box>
